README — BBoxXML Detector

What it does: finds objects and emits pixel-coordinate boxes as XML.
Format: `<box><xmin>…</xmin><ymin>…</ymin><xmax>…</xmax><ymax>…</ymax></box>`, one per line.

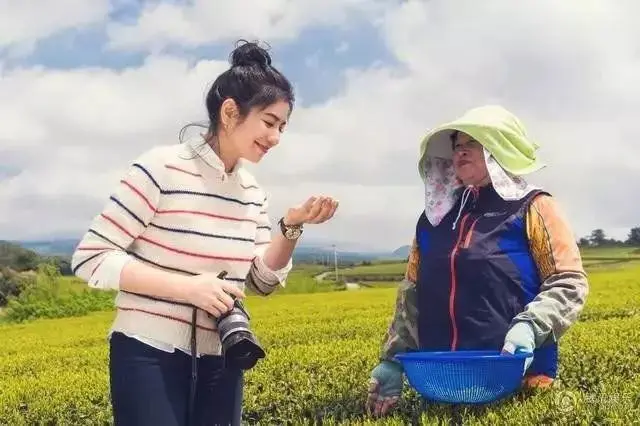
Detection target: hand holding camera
<box><xmin>185</xmin><ymin>272</ymin><xmax>246</xmax><ymax>318</ymax></box>
<box><xmin>185</xmin><ymin>271</ymin><xmax>265</xmax><ymax>371</ymax></box>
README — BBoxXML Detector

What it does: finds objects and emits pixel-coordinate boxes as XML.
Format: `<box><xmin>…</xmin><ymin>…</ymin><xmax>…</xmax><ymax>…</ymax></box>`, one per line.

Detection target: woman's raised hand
<box><xmin>284</xmin><ymin>196</ymin><xmax>339</xmax><ymax>226</ymax></box>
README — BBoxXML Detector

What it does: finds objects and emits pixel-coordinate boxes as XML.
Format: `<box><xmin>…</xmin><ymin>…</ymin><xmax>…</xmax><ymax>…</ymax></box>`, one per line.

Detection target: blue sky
<box><xmin>3</xmin><ymin>4</ymin><xmax>397</xmax><ymax>107</ymax></box>
<box><xmin>1</xmin><ymin>0</ymin><xmax>638</xmax><ymax>249</ymax></box>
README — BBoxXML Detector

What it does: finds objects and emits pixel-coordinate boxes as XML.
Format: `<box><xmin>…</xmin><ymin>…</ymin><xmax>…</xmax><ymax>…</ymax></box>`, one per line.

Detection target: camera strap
<box><xmin>188</xmin><ymin>307</ymin><xmax>198</xmax><ymax>426</ymax></box>
<box><xmin>119</xmin><ymin>270</ymin><xmax>229</xmax><ymax>426</ymax></box>
<box><xmin>187</xmin><ymin>270</ymin><xmax>227</xmax><ymax>426</ymax></box>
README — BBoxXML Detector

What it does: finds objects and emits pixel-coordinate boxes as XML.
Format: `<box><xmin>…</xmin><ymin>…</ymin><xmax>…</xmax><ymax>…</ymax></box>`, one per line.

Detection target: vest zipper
<box><xmin>448</xmin><ymin>213</ymin><xmax>471</xmax><ymax>351</ymax></box>
<box><xmin>462</xmin><ymin>217</ymin><xmax>480</xmax><ymax>248</ymax></box>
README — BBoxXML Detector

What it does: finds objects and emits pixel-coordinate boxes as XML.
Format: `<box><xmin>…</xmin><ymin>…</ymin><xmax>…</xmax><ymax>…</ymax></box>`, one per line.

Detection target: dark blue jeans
<box><xmin>109</xmin><ymin>332</ymin><xmax>243</xmax><ymax>426</ymax></box>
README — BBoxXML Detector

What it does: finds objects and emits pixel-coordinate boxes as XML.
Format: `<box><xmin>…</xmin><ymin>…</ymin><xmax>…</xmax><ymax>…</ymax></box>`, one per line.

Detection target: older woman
<box><xmin>366</xmin><ymin>105</ymin><xmax>589</xmax><ymax>416</ymax></box>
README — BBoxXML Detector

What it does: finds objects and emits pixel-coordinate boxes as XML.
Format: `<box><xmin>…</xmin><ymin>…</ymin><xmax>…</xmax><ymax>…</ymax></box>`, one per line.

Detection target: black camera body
<box><xmin>214</xmin><ymin>291</ymin><xmax>265</xmax><ymax>371</ymax></box>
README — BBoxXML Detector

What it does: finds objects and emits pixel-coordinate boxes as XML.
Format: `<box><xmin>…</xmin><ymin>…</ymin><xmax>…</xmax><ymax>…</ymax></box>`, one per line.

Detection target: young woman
<box><xmin>71</xmin><ymin>40</ymin><xmax>339</xmax><ymax>426</ymax></box>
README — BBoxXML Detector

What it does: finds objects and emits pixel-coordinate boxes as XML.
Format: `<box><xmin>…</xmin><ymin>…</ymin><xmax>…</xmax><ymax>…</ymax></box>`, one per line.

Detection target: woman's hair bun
<box><xmin>230</xmin><ymin>40</ymin><xmax>272</xmax><ymax>68</ymax></box>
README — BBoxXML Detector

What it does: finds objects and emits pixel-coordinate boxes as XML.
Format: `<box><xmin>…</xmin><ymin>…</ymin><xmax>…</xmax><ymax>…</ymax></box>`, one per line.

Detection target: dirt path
<box><xmin>313</xmin><ymin>271</ymin><xmax>331</xmax><ymax>281</ymax></box>
<box><xmin>314</xmin><ymin>271</ymin><xmax>361</xmax><ymax>290</ymax></box>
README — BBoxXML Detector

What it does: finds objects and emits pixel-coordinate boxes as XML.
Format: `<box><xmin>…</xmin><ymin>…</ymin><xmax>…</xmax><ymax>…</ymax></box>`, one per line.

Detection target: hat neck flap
<box><xmin>422</xmin><ymin>147</ymin><xmax>540</xmax><ymax>228</ymax></box>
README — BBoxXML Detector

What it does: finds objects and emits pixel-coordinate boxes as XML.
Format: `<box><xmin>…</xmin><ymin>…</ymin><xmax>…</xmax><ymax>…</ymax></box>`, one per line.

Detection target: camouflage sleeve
<box><xmin>512</xmin><ymin>194</ymin><xmax>589</xmax><ymax>348</ymax></box>
<box><xmin>379</xmin><ymin>237</ymin><xmax>420</xmax><ymax>363</ymax></box>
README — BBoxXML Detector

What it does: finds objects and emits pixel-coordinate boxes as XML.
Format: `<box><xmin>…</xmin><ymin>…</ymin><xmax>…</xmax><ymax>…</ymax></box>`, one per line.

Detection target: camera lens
<box><xmin>215</xmin><ymin>300</ymin><xmax>265</xmax><ymax>370</ymax></box>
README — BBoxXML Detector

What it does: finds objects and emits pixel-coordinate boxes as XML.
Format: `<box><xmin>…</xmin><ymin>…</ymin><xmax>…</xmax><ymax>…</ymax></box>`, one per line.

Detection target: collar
<box><xmin>185</xmin><ymin>136</ymin><xmax>256</xmax><ymax>187</ymax></box>
<box><xmin>454</xmin><ymin>182</ymin><xmax>495</xmax><ymax>199</ymax></box>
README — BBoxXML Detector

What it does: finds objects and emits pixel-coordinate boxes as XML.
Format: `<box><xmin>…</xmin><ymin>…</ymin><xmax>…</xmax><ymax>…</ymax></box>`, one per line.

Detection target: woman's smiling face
<box><xmin>221</xmin><ymin>99</ymin><xmax>291</xmax><ymax>164</ymax></box>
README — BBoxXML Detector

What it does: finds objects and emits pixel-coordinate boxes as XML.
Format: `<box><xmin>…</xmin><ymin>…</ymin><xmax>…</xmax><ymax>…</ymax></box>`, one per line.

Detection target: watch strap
<box><xmin>278</xmin><ymin>217</ymin><xmax>303</xmax><ymax>239</ymax></box>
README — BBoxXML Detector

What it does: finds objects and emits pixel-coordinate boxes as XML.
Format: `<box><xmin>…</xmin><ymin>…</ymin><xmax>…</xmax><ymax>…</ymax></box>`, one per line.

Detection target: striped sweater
<box><xmin>70</xmin><ymin>137</ymin><xmax>292</xmax><ymax>356</ymax></box>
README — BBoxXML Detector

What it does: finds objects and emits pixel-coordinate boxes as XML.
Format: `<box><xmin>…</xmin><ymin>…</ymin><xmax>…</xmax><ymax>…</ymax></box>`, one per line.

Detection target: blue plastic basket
<box><xmin>394</xmin><ymin>350</ymin><xmax>533</xmax><ymax>404</ymax></box>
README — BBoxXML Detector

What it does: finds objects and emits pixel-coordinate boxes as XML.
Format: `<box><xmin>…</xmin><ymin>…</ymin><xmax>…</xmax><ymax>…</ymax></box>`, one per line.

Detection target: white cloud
<box><xmin>1</xmin><ymin>0</ymin><xmax>639</xmax><ymax>250</ymax></box>
<box><xmin>0</xmin><ymin>0</ymin><xmax>110</xmax><ymax>54</ymax></box>
<box><xmin>106</xmin><ymin>0</ymin><xmax>390</xmax><ymax>52</ymax></box>
<box><xmin>0</xmin><ymin>55</ymin><xmax>228</xmax><ymax>239</ymax></box>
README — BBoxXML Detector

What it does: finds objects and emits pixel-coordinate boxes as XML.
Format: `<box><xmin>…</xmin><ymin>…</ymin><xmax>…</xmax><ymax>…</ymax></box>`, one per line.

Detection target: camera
<box><xmin>215</xmin><ymin>298</ymin><xmax>265</xmax><ymax>370</ymax></box>
<box><xmin>214</xmin><ymin>274</ymin><xmax>265</xmax><ymax>370</ymax></box>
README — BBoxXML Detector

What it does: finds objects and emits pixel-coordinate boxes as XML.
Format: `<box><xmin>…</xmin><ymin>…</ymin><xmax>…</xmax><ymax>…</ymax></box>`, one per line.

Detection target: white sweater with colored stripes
<box><xmin>70</xmin><ymin>137</ymin><xmax>292</xmax><ymax>356</ymax></box>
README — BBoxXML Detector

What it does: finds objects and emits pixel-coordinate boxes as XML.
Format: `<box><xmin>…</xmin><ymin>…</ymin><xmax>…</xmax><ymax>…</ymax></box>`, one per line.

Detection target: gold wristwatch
<box><xmin>278</xmin><ymin>217</ymin><xmax>303</xmax><ymax>240</ymax></box>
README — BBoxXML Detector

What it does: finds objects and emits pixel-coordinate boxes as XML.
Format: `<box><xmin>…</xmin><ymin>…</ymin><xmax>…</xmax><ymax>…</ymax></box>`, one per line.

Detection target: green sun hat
<box><xmin>418</xmin><ymin>105</ymin><xmax>546</xmax><ymax>180</ymax></box>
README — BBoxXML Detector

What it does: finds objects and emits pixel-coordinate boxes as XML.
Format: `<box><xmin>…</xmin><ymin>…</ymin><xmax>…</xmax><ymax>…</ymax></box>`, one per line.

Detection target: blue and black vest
<box><xmin>415</xmin><ymin>184</ymin><xmax>558</xmax><ymax>378</ymax></box>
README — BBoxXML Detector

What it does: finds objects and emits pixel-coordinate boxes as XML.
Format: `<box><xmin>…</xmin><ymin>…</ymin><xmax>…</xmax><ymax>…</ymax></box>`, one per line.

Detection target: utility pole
<box><xmin>332</xmin><ymin>244</ymin><xmax>338</xmax><ymax>282</ymax></box>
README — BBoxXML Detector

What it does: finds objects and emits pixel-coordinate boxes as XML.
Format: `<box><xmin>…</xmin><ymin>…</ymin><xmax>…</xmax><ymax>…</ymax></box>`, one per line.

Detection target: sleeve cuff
<box><xmin>88</xmin><ymin>251</ymin><xmax>132</xmax><ymax>290</ymax></box>
<box><xmin>253</xmin><ymin>255</ymin><xmax>293</xmax><ymax>287</ymax></box>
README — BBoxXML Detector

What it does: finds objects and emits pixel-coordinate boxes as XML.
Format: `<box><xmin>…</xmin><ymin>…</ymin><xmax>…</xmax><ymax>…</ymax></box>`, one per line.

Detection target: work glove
<box><xmin>366</xmin><ymin>360</ymin><xmax>403</xmax><ymax>416</ymax></box>
<box><xmin>502</xmin><ymin>321</ymin><xmax>535</xmax><ymax>372</ymax></box>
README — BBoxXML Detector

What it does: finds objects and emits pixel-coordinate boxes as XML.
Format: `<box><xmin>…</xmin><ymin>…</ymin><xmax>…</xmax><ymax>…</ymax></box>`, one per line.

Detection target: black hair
<box><xmin>208</xmin><ymin>39</ymin><xmax>295</xmax><ymax>132</ymax></box>
<box><xmin>449</xmin><ymin>130</ymin><xmax>460</xmax><ymax>151</ymax></box>
<box><xmin>179</xmin><ymin>39</ymin><xmax>295</xmax><ymax>145</ymax></box>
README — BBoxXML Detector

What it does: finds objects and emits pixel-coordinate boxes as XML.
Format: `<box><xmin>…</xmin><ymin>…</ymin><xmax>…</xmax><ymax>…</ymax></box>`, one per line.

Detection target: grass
<box><xmin>580</xmin><ymin>246</ymin><xmax>640</xmax><ymax>258</ymax></box>
<box><xmin>327</xmin><ymin>246</ymin><xmax>640</xmax><ymax>281</ymax></box>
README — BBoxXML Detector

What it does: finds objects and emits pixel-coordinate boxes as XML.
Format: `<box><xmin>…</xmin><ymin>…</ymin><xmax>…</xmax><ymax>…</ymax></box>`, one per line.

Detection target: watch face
<box><xmin>285</xmin><ymin>227</ymin><xmax>302</xmax><ymax>239</ymax></box>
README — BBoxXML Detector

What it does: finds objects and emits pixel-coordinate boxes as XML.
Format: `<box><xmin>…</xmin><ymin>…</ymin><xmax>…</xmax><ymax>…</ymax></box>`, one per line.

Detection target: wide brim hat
<box><xmin>417</xmin><ymin>105</ymin><xmax>546</xmax><ymax>227</ymax></box>
<box><xmin>418</xmin><ymin>105</ymin><xmax>545</xmax><ymax>181</ymax></box>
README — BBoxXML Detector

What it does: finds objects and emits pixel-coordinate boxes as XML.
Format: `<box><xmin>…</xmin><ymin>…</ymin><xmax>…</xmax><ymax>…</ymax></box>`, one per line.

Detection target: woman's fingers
<box><xmin>287</xmin><ymin>196</ymin><xmax>339</xmax><ymax>225</ymax></box>
<box><xmin>374</xmin><ymin>397</ymin><xmax>384</xmax><ymax>416</ymax></box>
<box><xmin>366</xmin><ymin>377</ymin><xmax>399</xmax><ymax>417</ymax></box>
<box><xmin>317</xmin><ymin>199</ymin><xmax>338</xmax><ymax>223</ymax></box>
<box><xmin>308</xmin><ymin>197</ymin><xmax>338</xmax><ymax>223</ymax></box>
<box><xmin>215</xmin><ymin>287</ymin><xmax>237</xmax><ymax>310</ymax></box>
<box><xmin>306</xmin><ymin>196</ymin><xmax>326</xmax><ymax>220</ymax></box>
<box><xmin>220</xmin><ymin>282</ymin><xmax>245</xmax><ymax>300</ymax></box>
<box><xmin>204</xmin><ymin>304</ymin><xmax>222</xmax><ymax>318</ymax></box>
<box><xmin>218</xmin><ymin>294</ymin><xmax>235</xmax><ymax>312</ymax></box>
<box><xmin>301</xmin><ymin>196</ymin><xmax>317</xmax><ymax>212</ymax></box>
<box><xmin>380</xmin><ymin>396</ymin><xmax>398</xmax><ymax>415</ymax></box>
<box><xmin>208</xmin><ymin>297</ymin><xmax>228</xmax><ymax>317</ymax></box>
<box><xmin>366</xmin><ymin>378</ymin><xmax>380</xmax><ymax>413</ymax></box>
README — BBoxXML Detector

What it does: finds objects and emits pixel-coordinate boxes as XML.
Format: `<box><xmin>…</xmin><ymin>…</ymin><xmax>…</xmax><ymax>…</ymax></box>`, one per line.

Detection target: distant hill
<box><xmin>0</xmin><ymin>241</ymin><xmax>43</xmax><ymax>271</ymax></box>
<box><xmin>392</xmin><ymin>245</ymin><xmax>410</xmax><ymax>258</ymax></box>
<box><xmin>15</xmin><ymin>239</ymin><xmax>80</xmax><ymax>257</ymax></box>
<box><xmin>0</xmin><ymin>240</ymin><xmax>71</xmax><ymax>274</ymax></box>
<box><xmin>291</xmin><ymin>245</ymin><xmax>403</xmax><ymax>265</ymax></box>
<box><xmin>13</xmin><ymin>237</ymin><xmax>406</xmax><ymax>266</ymax></box>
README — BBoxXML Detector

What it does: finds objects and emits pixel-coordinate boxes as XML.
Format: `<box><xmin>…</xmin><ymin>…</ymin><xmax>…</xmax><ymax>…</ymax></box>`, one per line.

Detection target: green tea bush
<box><xmin>0</xmin><ymin>263</ymin><xmax>638</xmax><ymax>424</ymax></box>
